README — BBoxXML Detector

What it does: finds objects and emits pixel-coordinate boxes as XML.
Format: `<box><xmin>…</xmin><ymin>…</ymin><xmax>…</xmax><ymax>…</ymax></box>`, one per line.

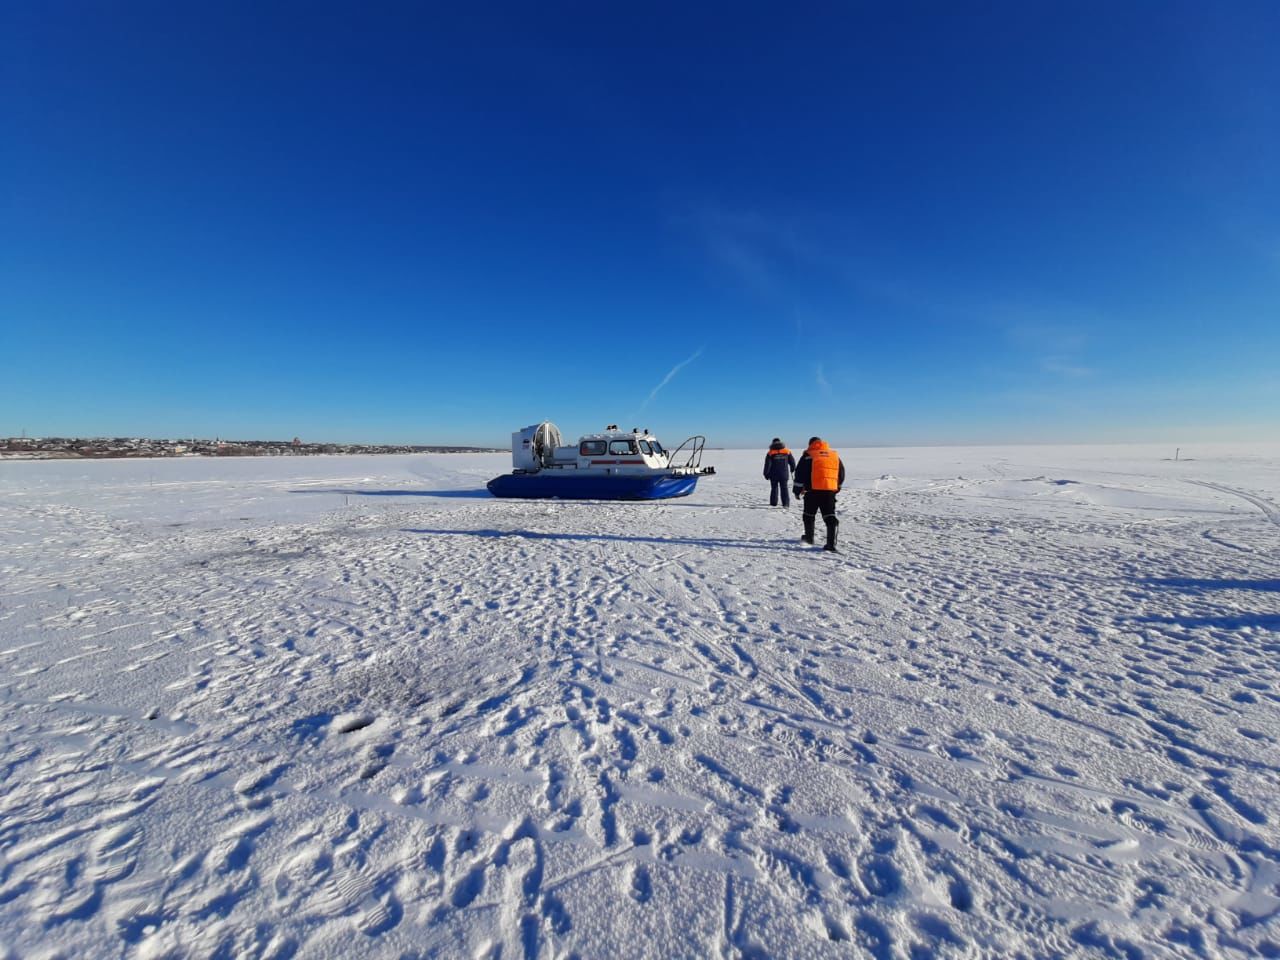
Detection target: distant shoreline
<box><xmin>0</xmin><ymin>438</ymin><xmax>503</xmax><ymax>460</ymax></box>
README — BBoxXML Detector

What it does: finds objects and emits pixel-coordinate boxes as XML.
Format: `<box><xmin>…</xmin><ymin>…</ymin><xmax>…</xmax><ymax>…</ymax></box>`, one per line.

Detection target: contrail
<box><xmin>815</xmin><ymin>363</ymin><xmax>832</xmax><ymax>398</ymax></box>
<box><xmin>641</xmin><ymin>347</ymin><xmax>704</xmax><ymax>410</ymax></box>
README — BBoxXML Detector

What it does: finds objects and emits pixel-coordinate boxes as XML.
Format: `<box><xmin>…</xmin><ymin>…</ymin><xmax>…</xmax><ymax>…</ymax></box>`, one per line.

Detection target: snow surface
<box><xmin>2</xmin><ymin>444</ymin><xmax>1279</xmax><ymax>959</ymax></box>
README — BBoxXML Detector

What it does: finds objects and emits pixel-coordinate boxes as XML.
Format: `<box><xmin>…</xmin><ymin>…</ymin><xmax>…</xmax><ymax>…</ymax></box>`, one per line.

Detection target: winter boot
<box><xmin>801</xmin><ymin>516</ymin><xmax>816</xmax><ymax>545</ymax></box>
<box><xmin>823</xmin><ymin>524</ymin><xmax>838</xmax><ymax>553</ymax></box>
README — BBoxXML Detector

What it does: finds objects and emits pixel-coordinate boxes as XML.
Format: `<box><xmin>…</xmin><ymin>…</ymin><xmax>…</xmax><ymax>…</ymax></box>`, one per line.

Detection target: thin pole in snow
<box><xmin>1175</xmin><ymin>448</ymin><xmax>1180</xmax><ymax>461</ymax></box>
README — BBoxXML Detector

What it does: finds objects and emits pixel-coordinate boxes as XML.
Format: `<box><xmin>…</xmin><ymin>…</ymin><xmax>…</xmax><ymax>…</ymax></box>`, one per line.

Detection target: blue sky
<box><xmin>3</xmin><ymin>1</ymin><xmax>1277</xmax><ymax>447</ymax></box>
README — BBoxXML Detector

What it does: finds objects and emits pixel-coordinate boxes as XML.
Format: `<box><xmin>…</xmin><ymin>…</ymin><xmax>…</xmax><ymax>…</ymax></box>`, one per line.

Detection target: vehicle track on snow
<box><xmin>1186</xmin><ymin>479</ymin><xmax>1280</xmax><ymax>528</ymax></box>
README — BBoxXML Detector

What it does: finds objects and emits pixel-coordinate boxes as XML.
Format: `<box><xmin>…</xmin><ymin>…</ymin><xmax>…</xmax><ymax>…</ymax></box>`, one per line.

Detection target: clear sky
<box><xmin>3</xmin><ymin>1</ymin><xmax>1277</xmax><ymax>448</ymax></box>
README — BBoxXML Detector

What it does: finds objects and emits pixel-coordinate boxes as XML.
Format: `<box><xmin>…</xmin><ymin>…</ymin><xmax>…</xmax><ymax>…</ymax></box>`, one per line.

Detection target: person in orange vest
<box><xmin>792</xmin><ymin>436</ymin><xmax>846</xmax><ymax>552</ymax></box>
<box><xmin>763</xmin><ymin>438</ymin><xmax>797</xmax><ymax>507</ymax></box>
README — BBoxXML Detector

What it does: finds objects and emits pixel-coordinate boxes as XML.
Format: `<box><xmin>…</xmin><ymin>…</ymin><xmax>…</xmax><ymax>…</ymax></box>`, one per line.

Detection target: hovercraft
<box><xmin>487</xmin><ymin>422</ymin><xmax>715</xmax><ymax>500</ymax></box>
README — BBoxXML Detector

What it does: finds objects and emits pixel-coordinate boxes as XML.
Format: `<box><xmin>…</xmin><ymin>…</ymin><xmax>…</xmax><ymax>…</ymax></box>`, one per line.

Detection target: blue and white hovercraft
<box><xmin>487</xmin><ymin>422</ymin><xmax>715</xmax><ymax>500</ymax></box>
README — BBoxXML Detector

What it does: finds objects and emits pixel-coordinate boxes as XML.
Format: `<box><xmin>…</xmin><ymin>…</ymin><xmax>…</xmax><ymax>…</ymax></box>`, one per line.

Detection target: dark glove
<box><xmin>793</xmin><ymin>484</ymin><xmax>804</xmax><ymax>498</ymax></box>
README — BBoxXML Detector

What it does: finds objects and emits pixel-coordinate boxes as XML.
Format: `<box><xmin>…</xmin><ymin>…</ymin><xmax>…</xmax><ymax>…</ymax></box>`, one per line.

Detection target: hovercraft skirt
<box><xmin>487</xmin><ymin>472</ymin><xmax>699</xmax><ymax>500</ymax></box>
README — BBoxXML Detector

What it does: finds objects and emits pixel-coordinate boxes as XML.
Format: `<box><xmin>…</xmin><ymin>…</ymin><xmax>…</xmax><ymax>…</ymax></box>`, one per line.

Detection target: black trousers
<box><xmin>802</xmin><ymin>491</ymin><xmax>838</xmax><ymax>540</ymax></box>
<box><xmin>769</xmin><ymin>478</ymin><xmax>790</xmax><ymax>506</ymax></box>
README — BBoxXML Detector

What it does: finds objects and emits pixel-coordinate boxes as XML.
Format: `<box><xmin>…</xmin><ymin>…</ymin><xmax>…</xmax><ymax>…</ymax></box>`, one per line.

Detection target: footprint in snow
<box><xmin>629</xmin><ymin>863</ymin><xmax>653</xmax><ymax>903</ymax></box>
<box><xmin>273</xmin><ymin>845</ymin><xmax>334</xmax><ymax>904</ymax></box>
<box><xmin>354</xmin><ymin>890</ymin><xmax>403</xmax><ymax>936</ymax></box>
<box><xmin>858</xmin><ymin>855</ymin><xmax>903</xmax><ymax>899</ymax></box>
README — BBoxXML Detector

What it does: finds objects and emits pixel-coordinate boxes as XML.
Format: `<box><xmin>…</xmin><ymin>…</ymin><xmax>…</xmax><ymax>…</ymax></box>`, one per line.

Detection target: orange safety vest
<box><xmin>766</xmin><ymin>447</ymin><xmax>791</xmax><ymax>457</ymax></box>
<box><xmin>808</xmin><ymin>442</ymin><xmax>841</xmax><ymax>491</ymax></box>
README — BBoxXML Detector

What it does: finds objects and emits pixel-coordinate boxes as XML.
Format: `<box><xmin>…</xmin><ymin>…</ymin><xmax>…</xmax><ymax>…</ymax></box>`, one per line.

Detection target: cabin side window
<box><xmin>609</xmin><ymin>440</ymin><xmax>637</xmax><ymax>455</ymax></box>
<box><xmin>637</xmin><ymin>440</ymin><xmax>653</xmax><ymax>455</ymax></box>
<box><xmin>580</xmin><ymin>440</ymin><xmax>608</xmax><ymax>456</ymax></box>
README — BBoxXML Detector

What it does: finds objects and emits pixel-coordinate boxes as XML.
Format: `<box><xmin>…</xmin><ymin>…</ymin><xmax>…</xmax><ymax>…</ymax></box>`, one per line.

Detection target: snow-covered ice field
<box><xmin>2</xmin><ymin>444</ymin><xmax>1279</xmax><ymax>959</ymax></box>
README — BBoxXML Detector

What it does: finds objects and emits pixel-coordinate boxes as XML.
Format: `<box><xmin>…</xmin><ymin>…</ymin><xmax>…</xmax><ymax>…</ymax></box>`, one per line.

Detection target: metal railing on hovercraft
<box><xmin>666</xmin><ymin>436</ymin><xmax>715</xmax><ymax>475</ymax></box>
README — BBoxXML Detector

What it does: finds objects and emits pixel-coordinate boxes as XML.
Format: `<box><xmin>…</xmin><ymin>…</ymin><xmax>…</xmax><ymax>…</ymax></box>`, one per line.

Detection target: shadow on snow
<box><xmin>1128</xmin><ymin>613</ymin><xmax>1280</xmax><ymax>630</ymax></box>
<box><xmin>1138</xmin><ymin>577</ymin><xmax>1280</xmax><ymax>593</ymax></box>
<box><xmin>289</xmin><ymin>488</ymin><xmax>493</xmax><ymax>498</ymax></box>
<box><xmin>285</xmin><ymin>488</ymin><xmax>780</xmax><ymax>510</ymax></box>
<box><xmin>1129</xmin><ymin>578</ymin><xmax>1280</xmax><ymax>630</ymax></box>
<box><xmin>403</xmin><ymin>528</ymin><xmax>796</xmax><ymax>551</ymax></box>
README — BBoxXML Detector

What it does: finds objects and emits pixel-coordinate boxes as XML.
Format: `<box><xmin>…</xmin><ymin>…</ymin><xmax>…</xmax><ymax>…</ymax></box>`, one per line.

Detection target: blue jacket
<box><xmin>763</xmin><ymin>445</ymin><xmax>797</xmax><ymax>481</ymax></box>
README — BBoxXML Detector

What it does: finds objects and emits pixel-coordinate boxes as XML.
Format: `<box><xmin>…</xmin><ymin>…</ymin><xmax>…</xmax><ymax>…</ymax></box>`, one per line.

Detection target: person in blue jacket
<box><xmin>763</xmin><ymin>438</ymin><xmax>797</xmax><ymax>507</ymax></box>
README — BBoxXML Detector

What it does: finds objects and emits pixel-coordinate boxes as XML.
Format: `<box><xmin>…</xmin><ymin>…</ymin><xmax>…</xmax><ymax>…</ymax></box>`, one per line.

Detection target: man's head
<box><xmin>808</xmin><ymin>436</ymin><xmax>821</xmax><ymax>446</ymax></box>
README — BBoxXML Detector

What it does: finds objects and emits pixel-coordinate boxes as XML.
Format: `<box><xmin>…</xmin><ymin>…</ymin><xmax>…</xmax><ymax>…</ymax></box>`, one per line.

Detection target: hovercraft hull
<box><xmin>487</xmin><ymin>472</ymin><xmax>699</xmax><ymax>500</ymax></box>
